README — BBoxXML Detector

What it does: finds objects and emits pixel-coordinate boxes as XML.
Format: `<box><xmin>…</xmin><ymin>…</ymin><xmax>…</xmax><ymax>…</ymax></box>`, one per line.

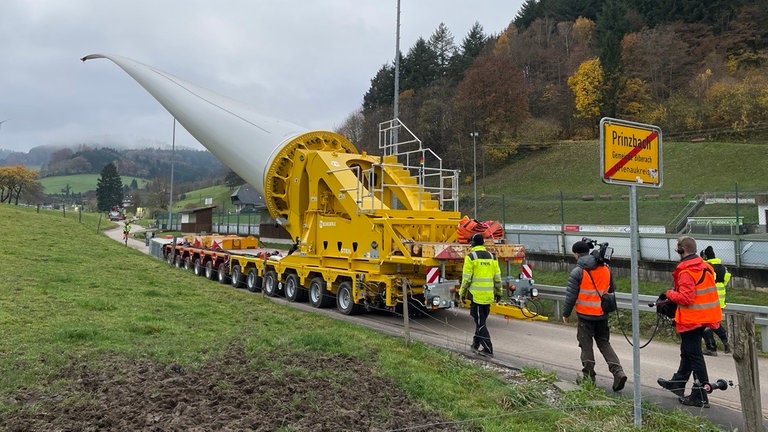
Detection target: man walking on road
<box><xmin>460</xmin><ymin>233</ymin><xmax>502</xmax><ymax>358</ymax></box>
<box><xmin>122</xmin><ymin>220</ymin><xmax>132</xmax><ymax>246</ymax></box>
<box><xmin>562</xmin><ymin>240</ymin><xmax>627</xmax><ymax>391</ymax></box>
<box><xmin>657</xmin><ymin>236</ymin><xmax>722</xmax><ymax>408</ymax></box>
<box><xmin>700</xmin><ymin>245</ymin><xmax>731</xmax><ymax>356</ymax></box>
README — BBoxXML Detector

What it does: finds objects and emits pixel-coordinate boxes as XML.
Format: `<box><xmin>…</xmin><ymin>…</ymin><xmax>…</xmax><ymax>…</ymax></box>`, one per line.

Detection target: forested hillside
<box><xmin>340</xmin><ymin>0</ymin><xmax>767</xmax><ymax>179</ymax></box>
<box><xmin>38</xmin><ymin>146</ymin><xmax>225</xmax><ymax>184</ymax></box>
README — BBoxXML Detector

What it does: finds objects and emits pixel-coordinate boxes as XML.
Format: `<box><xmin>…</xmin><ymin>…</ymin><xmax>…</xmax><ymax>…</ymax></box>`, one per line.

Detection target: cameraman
<box><xmin>562</xmin><ymin>240</ymin><xmax>627</xmax><ymax>391</ymax></box>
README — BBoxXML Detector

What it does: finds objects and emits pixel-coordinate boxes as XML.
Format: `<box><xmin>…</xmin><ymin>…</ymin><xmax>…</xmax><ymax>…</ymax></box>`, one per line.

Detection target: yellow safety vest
<box><xmin>460</xmin><ymin>246</ymin><xmax>501</xmax><ymax>305</ymax></box>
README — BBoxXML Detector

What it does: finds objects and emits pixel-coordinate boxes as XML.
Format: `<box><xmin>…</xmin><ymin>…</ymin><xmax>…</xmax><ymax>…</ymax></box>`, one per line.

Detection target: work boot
<box><xmin>678</xmin><ymin>395</ymin><xmax>710</xmax><ymax>408</ymax></box>
<box><xmin>679</xmin><ymin>384</ymin><xmax>710</xmax><ymax>409</ymax></box>
<box><xmin>703</xmin><ymin>349</ymin><xmax>717</xmax><ymax>357</ymax></box>
<box><xmin>577</xmin><ymin>371</ymin><xmax>596</xmax><ymax>385</ymax></box>
<box><xmin>475</xmin><ymin>347</ymin><xmax>493</xmax><ymax>358</ymax></box>
<box><xmin>657</xmin><ymin>377</ymin><xmax>685</xmax><ymax>397</ymax></box>
<box><xmin>723</xmin><ymin>343</ymin><xmax>731</xmax><ymax>354</ymax></box>
<box><xmin>612</xmin><ymin>371</ymin><xmax>627</xmax><ymax>392</ymax></box>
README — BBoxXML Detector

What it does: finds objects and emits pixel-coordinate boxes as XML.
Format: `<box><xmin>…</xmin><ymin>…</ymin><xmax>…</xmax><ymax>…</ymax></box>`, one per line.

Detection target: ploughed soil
<box><xmin>0</xmin><ymin>342</ymin><xmax>461</xmax><ymax>432</ymax></box>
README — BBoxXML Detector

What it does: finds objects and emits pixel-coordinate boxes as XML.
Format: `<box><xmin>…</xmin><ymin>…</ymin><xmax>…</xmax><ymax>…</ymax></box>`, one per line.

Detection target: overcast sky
<box><xmin>0</xmin><ymin>0</ymin><xmax>523</xmax><ymax>153</ymax></box>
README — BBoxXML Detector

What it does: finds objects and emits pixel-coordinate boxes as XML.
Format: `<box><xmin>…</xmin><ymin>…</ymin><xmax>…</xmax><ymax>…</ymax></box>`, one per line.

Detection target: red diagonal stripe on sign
<box><xmin>604</xmin><ymin>130</ymin><xmax>658</xmax><ymax>179</ymax></box>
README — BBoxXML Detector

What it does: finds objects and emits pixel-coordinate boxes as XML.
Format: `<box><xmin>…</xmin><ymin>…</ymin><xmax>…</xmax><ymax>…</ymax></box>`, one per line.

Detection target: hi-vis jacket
<box><xmin>562</xmin><ymin>253</ymin><xmax>615</xmax><ymax>320</ymax></box>
<box><xmin>666</xmin><ymin>255</ymin><xmax>722</xmax><ymax>333</ymax></box>
<box><xmin>575</xmin><ymin>265</ymin><xmax>612</xmax><ymax>317</ymax></box>
<box><xmin>459</xmin><ymin>245</ymin><xmax>502</xmax><ymax>305</ymax></box>
<box><xmin>704</xmin><ymin>257</ymin><xmax>731</xmax><ymax>309</ymax></box>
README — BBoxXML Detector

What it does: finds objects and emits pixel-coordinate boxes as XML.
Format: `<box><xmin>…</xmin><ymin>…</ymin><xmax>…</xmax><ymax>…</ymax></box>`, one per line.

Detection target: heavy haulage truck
<box><xmin>85</xmin><ymin>54</ymin><xmax>541</xmax><ymax>319</ymax></box>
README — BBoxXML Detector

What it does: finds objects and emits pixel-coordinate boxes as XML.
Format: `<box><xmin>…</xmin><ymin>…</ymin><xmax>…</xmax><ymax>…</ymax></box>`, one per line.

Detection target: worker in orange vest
<box><xmin>657</xmin><ymin>236</ymin><xmax>722</xmax><ymax>408</ymax></box>
<box><xmin>562</xmin><ymin>240</ymin><xmax>627</xmax><ymax>392</ymax></box>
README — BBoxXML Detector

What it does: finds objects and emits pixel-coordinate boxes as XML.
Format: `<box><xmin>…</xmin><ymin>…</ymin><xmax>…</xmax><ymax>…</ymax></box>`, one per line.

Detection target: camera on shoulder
<box><xmin>581</xmin><ymin>237</ymin><xmax>614</xmax><ymax>265</ymax></box>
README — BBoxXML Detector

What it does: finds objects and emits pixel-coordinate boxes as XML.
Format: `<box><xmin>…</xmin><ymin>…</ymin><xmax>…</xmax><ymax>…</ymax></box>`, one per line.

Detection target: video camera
<box><xmin>581</xmin><ymin>237</ymin><xmax>614</xmax><ymax>265</ymax></box>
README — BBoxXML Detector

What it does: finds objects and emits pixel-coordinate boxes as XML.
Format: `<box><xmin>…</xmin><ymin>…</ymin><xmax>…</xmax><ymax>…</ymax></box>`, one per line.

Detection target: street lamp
<box><xmin>470</xmin><ymin>132</ymin><xmax>479</xmax><ymax>219</ymax></box>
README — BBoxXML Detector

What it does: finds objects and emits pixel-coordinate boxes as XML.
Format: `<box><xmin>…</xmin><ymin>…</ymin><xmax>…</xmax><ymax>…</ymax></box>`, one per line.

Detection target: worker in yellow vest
<box><xmin>460</xmin><ymin>233</ymin><xmax>502</xmax><ymax>358</ymax></box>
<box><xmin>700</xmin><ymin>246</ymin><xmax>731</xmax><ymax>356</ymax></box>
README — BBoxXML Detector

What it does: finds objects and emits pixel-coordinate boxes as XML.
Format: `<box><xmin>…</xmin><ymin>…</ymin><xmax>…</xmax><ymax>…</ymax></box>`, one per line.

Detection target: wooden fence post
<box><xmin>728</xmin><ymin>313</ymin><xmax>765</xmax><ymax>432</ymax></box>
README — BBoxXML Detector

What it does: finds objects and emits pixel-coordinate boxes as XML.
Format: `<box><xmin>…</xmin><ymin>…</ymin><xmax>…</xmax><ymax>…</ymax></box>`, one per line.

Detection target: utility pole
<box><xmin>167</xmin><ymin>118</ymin><xmax>176</xmax><ymax>231</ymax></box>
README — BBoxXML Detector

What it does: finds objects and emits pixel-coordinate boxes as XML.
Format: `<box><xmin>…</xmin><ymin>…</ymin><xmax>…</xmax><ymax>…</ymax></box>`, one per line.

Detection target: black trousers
<box><xmin>702</xmin><ymin>323</ymin><xmax>728</xmax><ymax>351</ymax></box>
<box><xmin>470</xmin><ymin>302</ymin><xmax>492</xmax><ymax>354</ymax></box>
<box><xmin>671</xmin><ymin>326</ymin><xmax>710</xmax><ymax>402</ymax></box>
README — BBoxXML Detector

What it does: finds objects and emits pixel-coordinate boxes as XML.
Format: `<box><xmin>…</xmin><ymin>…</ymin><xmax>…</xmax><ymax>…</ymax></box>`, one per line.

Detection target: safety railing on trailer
<box><xmin>534</xmin><ymin>284</ymin><xmax>768</xmax><ymax>352</ymax></box>
<box><xmin>377</xmin><ymin>118</ymin><xmax>459</xmax><ymax>212</ymax></box>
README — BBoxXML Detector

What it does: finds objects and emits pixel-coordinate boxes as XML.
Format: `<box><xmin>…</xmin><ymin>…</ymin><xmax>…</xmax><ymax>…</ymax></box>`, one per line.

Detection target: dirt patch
<box><xmin>0</xmin><ymin>343</ymin><xmax>461</xmax><ymax>432</ymax></box>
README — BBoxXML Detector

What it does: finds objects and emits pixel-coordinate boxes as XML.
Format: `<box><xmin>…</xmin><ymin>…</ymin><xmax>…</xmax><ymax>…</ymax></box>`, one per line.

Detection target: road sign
<box><xmin>600</xmin><ymin>117</ymin><xmax>662</xmax><ymax>188</ymax></box>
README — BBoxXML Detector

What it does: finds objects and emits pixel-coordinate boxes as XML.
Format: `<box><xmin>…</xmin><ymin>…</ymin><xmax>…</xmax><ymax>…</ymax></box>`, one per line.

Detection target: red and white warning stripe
<box><xmin>521</xmin><ymin>262</ymin><xmax>533</xmax><ymax>279</ymax></box>
<box><xmin>426</xmin><ymin>267</ymin><xmax>440</xmax><ymax>284</ymax></box>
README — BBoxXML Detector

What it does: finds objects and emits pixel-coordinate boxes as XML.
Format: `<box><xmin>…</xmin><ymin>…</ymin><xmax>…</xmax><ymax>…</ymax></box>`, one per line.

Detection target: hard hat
<box><xmin>470</xmin><ymin>233</ymin><xmax>484</xmax><ymax>247</ymax></box>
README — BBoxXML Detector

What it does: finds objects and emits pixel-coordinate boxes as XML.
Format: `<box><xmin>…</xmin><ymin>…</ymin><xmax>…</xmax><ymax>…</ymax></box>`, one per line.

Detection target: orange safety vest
<box><xmin>675</xmin><ymin>264</ymin><xmax>722</xmax><ymax>326</ymax></box>
<box><xmin>574</xmin><ymin>265</ymin><xmax>611</xmax><ymax>317</ymax></box>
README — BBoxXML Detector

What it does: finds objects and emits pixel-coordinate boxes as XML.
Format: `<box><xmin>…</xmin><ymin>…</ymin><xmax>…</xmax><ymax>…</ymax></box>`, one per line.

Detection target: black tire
<box><xmin>167</xmin><ymin>252</ymin><xmax>175</xmax><ymax>266</ymax></box>
<box><xmin>284</xmin><ymin>274</ymin><xmax>307</xmax><ymax>302</ymax></box>
<box><xmin>205</xmin><ymin>260</ymin><xmax>215</xmax><ymax>280</ymax></box>
<box><xmin>230</xmin><ymin>264</ymin><xmax>244</xmax><ymax>288</ymax></box>
<box><xmin>184</xmin><ymin>256</ymin><xmax>193</xmax><ymax>271</ymax></box>
<box><xmin>193</xmin><ymin>258</ymin><xmax>204</xmax><ymax>276</ymax></box>
<box><xmin>174</xmin><ymin>255</ymin><xmax>183</xmax><ymax>268</ymax></box>
<box><xmin>246</xmin><ymin>268</ymin><xmax>262</xmax><ymax>293</ymax></box>
<box><xmin>217</xmin><ymin>262</ymin><xmax>230</xmax><ymax>284</ymax></box>
<box><xmin>336</xmin><ymin>281</ymin><xmax>363</xmax><ymax>315</ymax></box>
<box><xmin>308</xmin><ymin>277</ymin><xmax>334</xmax><ymax>308</ymax></box>
<box><xmin>263</xmin><ymin>270</ymin><xmax>279</xmax><ymax>297</ymax></box>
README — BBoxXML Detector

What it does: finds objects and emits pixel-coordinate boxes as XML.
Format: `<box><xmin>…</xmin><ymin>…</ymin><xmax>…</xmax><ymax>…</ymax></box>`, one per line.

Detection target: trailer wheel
<box><xmin>174</xmin><ymin>255</ymin><xmax>183</xmax><ymax>268</ymax></box>
<box><xmin>167</xmin><ymin>252</ymin><xmax>175</xmax><ymax>266</ymax></box>
<box><xmin>193</xmin><ymin>258</ymin><xmax>204</xmax><ymax>276</ymax></box>
<box><xmin>246</xmin><ymin>268</ymin><xmax>262</xmax><ymax>293</ymax></box>
<box><xmin>284</xmin><ymin>274</ymin><xmax>307</xmax><ymax>302</ymax></box>
<box><xmin>230</xmin><ymin>265</ymin><xmax>244</xmax><ymax>288</ymax></box>
<box><xmin>308</xmin><ymin>277</ymin><xmax>334</xmax><ymax>308</ymax></box>
<box><xmin>217</xmin><ymin>262</ymin><xmax>230</xmax><ymax>284</ymax></box>
<box><xmin>205</xmin><ymin>260</ymin><xmax>215</xmax><ymax>280</ymax></box>
<box><xmin>337</xmin><ymin>281</ymin><xmax>362</xmax><ymax>315</ymax></box>
<box><xmin>263</xmin><ymin>270</ymin><xmax>279</xmax><ymax>297</ymax></box>
<box><xmin>184</xmin><ymin>256</ymin><xmax>193</xmax><ymax>271</ymax></box>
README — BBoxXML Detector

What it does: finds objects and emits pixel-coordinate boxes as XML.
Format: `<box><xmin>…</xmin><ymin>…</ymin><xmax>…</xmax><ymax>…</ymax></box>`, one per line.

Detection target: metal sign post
<box><xmin>599</xmin><ymin>117</ymin><xmax>663</xmax><ymax>428</ymax></box>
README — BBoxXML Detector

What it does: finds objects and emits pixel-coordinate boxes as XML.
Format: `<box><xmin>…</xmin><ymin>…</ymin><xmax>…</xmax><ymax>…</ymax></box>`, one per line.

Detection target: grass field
<box><xmin>471</xmin><ymin>140</ymin><xmax>764</xmax><ymax>226</ymax></box>
<box><xmin>40</xmin><ymin>174</ymin><xmax>149</xmax><ymax>194</ymax></box>
<box><xmin>173</xmin><ymin>184</ymin><xmax>233</xmax><ymax>210</ymax></box>
<box><xmin>0</xmin><ymin>203</ymin><xmax>720</xmax><ymax>431</ymax></box>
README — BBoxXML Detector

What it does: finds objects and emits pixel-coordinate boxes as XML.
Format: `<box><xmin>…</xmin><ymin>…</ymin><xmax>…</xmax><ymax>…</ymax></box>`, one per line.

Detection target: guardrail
<box><xmin>534</xmin><ymin>284</ymin><xmax>768</xmax><ymax>352</ymax></box>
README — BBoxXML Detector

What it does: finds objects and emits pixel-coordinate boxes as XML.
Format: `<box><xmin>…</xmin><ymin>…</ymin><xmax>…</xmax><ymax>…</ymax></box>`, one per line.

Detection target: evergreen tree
<box><xmin>400</xmin><ymin>37</ymin><xmax>440</xmax><ymax>90</ymax></box>
<box><xmin>594</xmin><ymin>0</ymin><xmax>628</xmax><ymax>118</ymax></box>
<box><xmin>362</xmin><ymin>63</ymin><xmax>396</xmax><ymax>113</ymax></box>
<box><xmin>96</xmin><ymin>162</ymin><xmax>124</xmax><ymax>212</ymax></box>
<box><xmin>427</xmin><ymin>23</ymin><xmax>457</xmax><ymax>77</ymax></box>
<box><xmin>447</xmin><ymin>22</ymin><xmax>489</xmax><ymax>83</ymax></box>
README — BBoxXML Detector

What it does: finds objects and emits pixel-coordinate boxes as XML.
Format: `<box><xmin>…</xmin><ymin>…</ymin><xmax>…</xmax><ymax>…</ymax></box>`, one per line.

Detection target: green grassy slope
<box><xmin>472</xmin><ymin>140</ymin><xmax>765</xmax><ymax>226</ymax></box>
<box><xmin>40</xmin><ymin>174</ymin><xmax>148</xmax><ymax>194</ymax></box>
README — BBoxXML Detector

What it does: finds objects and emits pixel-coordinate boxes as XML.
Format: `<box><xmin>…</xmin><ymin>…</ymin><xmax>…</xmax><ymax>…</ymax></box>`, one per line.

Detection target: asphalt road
<box><xmin>111</xmin><ymin>224</ymin><xmax>767</xmax><ymax>431</ymax></box>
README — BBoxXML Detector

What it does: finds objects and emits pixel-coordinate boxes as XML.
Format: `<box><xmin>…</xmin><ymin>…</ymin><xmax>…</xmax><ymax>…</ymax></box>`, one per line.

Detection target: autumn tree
<box><xmin>96</xmin><ymin>162</ymin><xmax>124</xmax><ymax>212</ymax></box>
<box><xmin>0</xmin><ymin>165</ymin><xmax>41</xmax><ymax>205</ymax></box>
<box><xmin>568</xmin><ymin>57</ymin><xmax>604</xmax><ymax>126</ymax></box>
<box><xmin>453</xmin><ymin>34</ymin><xmax>531</xmax><ymax>169</ymax></box>
<box><xmin>336</xmin><ymin>109</ymin><xmax>365</xmax><ymax>148</ymax></box>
